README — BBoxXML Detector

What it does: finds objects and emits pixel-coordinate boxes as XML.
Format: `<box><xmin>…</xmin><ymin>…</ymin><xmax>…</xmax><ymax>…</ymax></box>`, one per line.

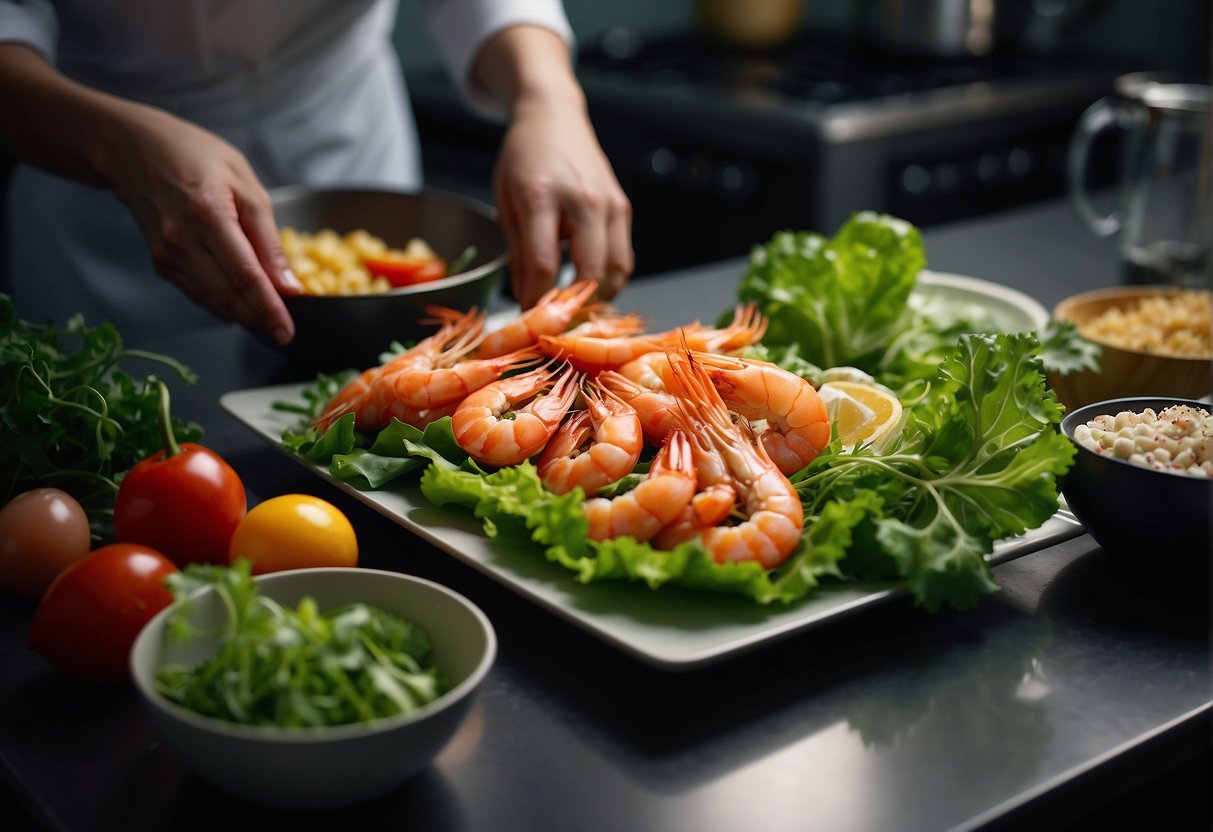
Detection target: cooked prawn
<box><xmin>537</xmin><ymin>331</ymin><xmax>668</xmax><ymax>375</ymax></box>
<box><xmin>679</xmin><ymin>303</ymin><xmax>768</xmax><ymax>353</ymax></box>
<box><xmin>537</xmin><ymin>381</ymin><xmax>642</xmax><ymax>497</ymax></box>
<box><xmin>584</xmin><ymin>429</ymin><xmax>696</xmax><ymax>543</ymax></box>
<box><xmin>664</xmin><ymin>350</ymin><xmax>804</xmax><ymax>568</ymax></box>
<box><xmin>566</xmin><ymin>304</ymin><xmax>767</xmax><ymax>378</ymax></box>
<box><xmin>597</xmin><ymin>370</ymin><xmax>683</xmax><ymax>445</ymax></box>
<box><xmin>391</xmin><ymin>346</ymin><xmax>540</xmax><ymax>410</ymax></box>
<box><xmin>651</xmin><ymin>405</ymin><xmax>738</xmax><ymax>549</ymax></box>
<box><xmin>315</xmin><ymin>308</ymin><xmax>483</xmax><ymax>432</ymax></box>
<box><xmin>666</xmin><ymin>350</ymin><xmax>831</xmax><ymax>476</ymax></box>
<box><xmin>475</xmin><ymin>279</ymin><xmax>598</xmax><ymax>358</ymax></box>
<box><xmin>652</xmin><ymin>484</ymin><xmax>737</xmax><ymax>550</ymax></box>
<box><xmin>562</xmin><ymin>309</ymin><xmax>647</xmax><ymax>339</ymax></box>
<box><xmin>452</xmin><ymin>361</ymin><xmax>582</xmax><ymax>467</ymax></box>
<box><xmin>617</xmin><ymin>350</ymin><xmax>670</xmax><ymax>391</ymax></box>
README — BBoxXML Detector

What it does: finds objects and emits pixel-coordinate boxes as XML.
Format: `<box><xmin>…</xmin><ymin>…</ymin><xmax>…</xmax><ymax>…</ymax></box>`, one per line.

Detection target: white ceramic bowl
<box><xmin>130</xmin><ymin>568</ymin><xmax>496</xmax><ymax>809</ymax></box>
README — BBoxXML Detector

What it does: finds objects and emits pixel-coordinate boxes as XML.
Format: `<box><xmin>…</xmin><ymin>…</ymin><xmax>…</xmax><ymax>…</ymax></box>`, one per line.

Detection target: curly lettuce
<box><xmin>738</xmin><ymin>211</ymin><xmax>1097</xmax><ymax>390</ymax></box>
<box><xmin>794</xmin><ymin>332</ymin><xmax>1073</xmax><ymax>610</ymax></box>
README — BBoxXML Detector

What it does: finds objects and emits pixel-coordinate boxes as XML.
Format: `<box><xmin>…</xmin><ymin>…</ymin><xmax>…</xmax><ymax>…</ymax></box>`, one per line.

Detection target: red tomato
<box><xmin>29</xmin><ymin>543</ymin><xmax>178</xmax><ymax>683</ymax></box>
<box><xmin>363</xmin><ymin>255</ymin><xmax>447</xmax><ymax>287</ymax></box>
<box><xmin>115</xmin><ymin>442</ymin><xmax>246</xmax><ymax>567</ymax></box>
<box><xmin>0</xmin><ymin>488</ymin><xmax>92</xmax><ymax>597</ymax></box>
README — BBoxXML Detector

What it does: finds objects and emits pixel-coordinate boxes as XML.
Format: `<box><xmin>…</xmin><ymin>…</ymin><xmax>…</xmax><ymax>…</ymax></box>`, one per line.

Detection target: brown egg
<box><xmin>0</xmin><ymin>488</ymin><xmax>92</xmax><ymax>597</ymax></box>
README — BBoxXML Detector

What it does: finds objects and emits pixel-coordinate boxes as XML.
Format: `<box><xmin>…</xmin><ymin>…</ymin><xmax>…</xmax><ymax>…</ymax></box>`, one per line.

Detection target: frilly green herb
<box><xmin>156</xmin><ymin>560</ymin><xmax>447</xmax><ymax>728</ymax></box>
<box><xmin>0</xmin><ymin>294</ymin><xmax>200</xmax><ymax>539</ymax></box>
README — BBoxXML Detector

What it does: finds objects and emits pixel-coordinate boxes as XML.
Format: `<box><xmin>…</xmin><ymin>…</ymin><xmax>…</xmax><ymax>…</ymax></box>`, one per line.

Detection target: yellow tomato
<box><xmin>229</xmin><ymin>494</ymin><xmax>357</xmax><ymax>574</ymax></box>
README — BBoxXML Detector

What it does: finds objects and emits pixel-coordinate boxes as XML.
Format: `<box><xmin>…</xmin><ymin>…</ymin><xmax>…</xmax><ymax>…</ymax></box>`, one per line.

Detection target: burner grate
<box><xmin>580</xmin><ymin>31</ymin><xmax>1084</xmax><ymax>106</ymax></box>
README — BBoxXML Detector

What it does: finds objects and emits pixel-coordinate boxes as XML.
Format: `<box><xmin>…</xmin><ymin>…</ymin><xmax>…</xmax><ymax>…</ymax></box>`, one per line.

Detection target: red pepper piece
<box><xmin>363</xmin><ymin>255</ymin><xmax>447</xmax><ymax>287</ymax></box>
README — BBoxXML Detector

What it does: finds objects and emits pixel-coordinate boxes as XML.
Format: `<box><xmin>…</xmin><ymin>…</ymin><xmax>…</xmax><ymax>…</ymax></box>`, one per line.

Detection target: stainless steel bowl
<box><xmin>270</xmin><ymin>187</ymin><xmax>507</xmax><ymax>373</ymax></box>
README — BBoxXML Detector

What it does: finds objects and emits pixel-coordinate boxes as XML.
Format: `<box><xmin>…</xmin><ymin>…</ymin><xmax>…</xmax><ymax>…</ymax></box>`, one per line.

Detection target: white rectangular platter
<box><xmin>222</xmin><ymin>383</ymin><xmax>1085</xmax><ymax>670</ymax></box>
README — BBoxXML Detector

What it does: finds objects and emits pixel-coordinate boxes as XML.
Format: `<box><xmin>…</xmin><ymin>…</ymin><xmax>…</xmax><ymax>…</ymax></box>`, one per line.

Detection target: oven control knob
<box><xmin>677</xmin><ymin>153</ymin><xmax>714</xmax><ymax>190</ymax></box>
<box><xmin>975</xmin><ymin>153</ymin><xmax>1003</xmax><ymax>185</ymax></box>
<box><xmin>1006</xmin><ymin>147</ymin><xmax>1034</xmax><ymax>179</ymax></box>
<box><xmin>932</xmin><ymin>162</ymin><xmax>962</xmax><ymax>195</ymax></box>
<box><xmin>646</xmin><ymin>147</ymin><xmax>678</xmax><ymax>179</ymax></box>
<box><xmin>714</xmin><ymin>163</ymin><xmax>755</xmax><ymax>199</ymax></box>
<box><xmin>900</xmin><ymin>164</ymin><xmax>931</xmax><ymax>197</ymax></box>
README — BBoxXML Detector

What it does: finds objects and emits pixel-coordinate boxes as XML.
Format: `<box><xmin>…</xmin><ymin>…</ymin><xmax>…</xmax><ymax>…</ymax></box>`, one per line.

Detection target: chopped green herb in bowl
<box><xmin>153</xmin><ymin>560</ymin><xmax>448</xmax><ymax>728</ymax></box>
<box><xmin>130</xmin><ymin>563</ymin><xmax>496</xmax><ymax>809</ymax></box>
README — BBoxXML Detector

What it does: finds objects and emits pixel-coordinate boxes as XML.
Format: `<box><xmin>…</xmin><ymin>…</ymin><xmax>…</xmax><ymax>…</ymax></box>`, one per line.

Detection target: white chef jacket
<box><xmin>0</xmin><ymin>0</ymin><xmax>572</xmax><ymax>344</ymax></box>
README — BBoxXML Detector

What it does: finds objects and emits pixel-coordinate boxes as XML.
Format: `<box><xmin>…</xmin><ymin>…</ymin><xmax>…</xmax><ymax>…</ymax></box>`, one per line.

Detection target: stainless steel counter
<box><xmin>1</xmin><ymin>199</ymin><xmax>1209</xmax><ymax>831</ymax></box>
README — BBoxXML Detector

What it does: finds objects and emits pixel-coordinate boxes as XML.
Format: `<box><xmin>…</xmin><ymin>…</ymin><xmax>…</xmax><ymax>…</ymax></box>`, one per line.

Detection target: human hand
<box><xmin>492</xmin><ymin>83</ymin><xmax>633</xmax><ymax>309</ymax></box>
<box><xmin>111</xmin><ymin>106</ymin><xmax>300</xmax><ymax>344</ymax></box>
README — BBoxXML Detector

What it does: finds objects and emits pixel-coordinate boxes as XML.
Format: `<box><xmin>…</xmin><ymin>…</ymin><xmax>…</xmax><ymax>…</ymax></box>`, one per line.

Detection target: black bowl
<box><xmin>270</xmin><ymin>187</ymin><xmax>507</xmax><ymax>373</ymax></box>
<box><xmin>1061</xmin><ymin>397</ymin><xmax>1213</xmax><ymax>588</ymax></box>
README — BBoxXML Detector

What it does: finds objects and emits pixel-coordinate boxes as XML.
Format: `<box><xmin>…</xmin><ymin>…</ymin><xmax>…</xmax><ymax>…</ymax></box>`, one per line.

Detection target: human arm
<box><xmin>469</xmin><ymin>25</ymin><xmax>633</xmax><ymax>308</ymax></box>
<box><xmin>0</xmin><ymin>42</ymin><xmax>299</xmax><ymax>344</ymax></box>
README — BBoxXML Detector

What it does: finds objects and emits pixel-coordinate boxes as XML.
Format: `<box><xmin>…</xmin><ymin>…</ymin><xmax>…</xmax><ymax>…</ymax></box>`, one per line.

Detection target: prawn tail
<box><xmin>652</xmin><ymin>483</ymin><xmax>737</xmax><ymax>550</ymax></box>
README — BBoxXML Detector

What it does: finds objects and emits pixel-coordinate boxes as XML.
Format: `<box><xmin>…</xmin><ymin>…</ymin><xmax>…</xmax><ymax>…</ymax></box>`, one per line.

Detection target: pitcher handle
<box><xmin>1067</xmin><ymin>96</ymin><xmax>1129</xmax><ymax>237</ymax></box>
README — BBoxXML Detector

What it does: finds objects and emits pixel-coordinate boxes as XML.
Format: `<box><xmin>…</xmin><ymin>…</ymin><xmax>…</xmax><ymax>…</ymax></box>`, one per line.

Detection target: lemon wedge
<box><xmin>819</xmin><ymin>380</ymin><xmax>903</xmax><ymax>449</ymax></box>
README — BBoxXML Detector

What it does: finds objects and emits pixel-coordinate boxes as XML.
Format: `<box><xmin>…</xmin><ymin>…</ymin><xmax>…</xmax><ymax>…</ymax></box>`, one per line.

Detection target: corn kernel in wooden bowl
<box><xmin>1078</xmin><ymin>289</ymin><xmax>1210</xmax><ymax>358</ymax></box>
<box><xmin>1050</xmin><ymin>286</ymin><xmax>1212</xmax><ymax>410</ymax></box>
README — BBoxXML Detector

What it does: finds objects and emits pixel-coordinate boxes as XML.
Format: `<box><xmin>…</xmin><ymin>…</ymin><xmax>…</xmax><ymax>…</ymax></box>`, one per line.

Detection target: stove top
<box><xmin>408</xmin><ymin>27</ymin><xmax>1123</xmax><ymax>276</ymax></box>
<box><xmin>576</xmin><ymin>29</ymin><xmax>1118</xmax><ymax>141</ymax></box>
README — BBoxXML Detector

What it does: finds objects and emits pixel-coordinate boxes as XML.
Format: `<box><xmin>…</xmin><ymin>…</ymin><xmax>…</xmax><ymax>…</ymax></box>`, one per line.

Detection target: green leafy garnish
<box><xmin>447</xmin><ymin>245</ymin><xmax>478</xmax><ymax>276</ymax></box>
<box><xmin>156</xmin><ymin>560</ymin><xmax>447</xmax><ymax>728</ymax></box>
<box><xmin>1037</xmin><ymin>319</ymin><xmax>1102</xmax><ymax>376</ymax></box>
<box><xmin>0</xmin><ymin>294</ymin><xmax>200</xmax><ymax>539</ymax></box>
<box><xmin>794</xmin><ymin>332</ymin><xmax>1074</xmax><ymax>610</ymax></box>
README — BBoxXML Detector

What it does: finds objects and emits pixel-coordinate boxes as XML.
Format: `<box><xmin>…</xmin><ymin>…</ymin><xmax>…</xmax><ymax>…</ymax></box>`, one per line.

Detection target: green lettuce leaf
<box><xmin>739</xmin><ymin>212</ymin><xmax>925</xmax><ymax>371</ymax></box>
<box><xmin>284</xmin><ymin>412</ymin><xmax>358</xmax><ymax>462</ymax></box>
<box><xmin>420</xmin><ymin>459</ymin><xmax>868</xmax><ymax>604</ymax></box>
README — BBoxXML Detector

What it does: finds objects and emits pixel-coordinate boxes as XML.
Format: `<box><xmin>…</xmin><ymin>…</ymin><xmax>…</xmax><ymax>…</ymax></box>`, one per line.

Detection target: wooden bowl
<box><xmin>1049</xmin><ymin>286</ymin><xmax>1212</xmax><ymax>411</ymax></box>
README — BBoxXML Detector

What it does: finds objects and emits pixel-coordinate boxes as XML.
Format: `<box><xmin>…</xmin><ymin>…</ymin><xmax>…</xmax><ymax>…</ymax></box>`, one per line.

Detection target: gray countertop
<box><xmin>1</xmin><ymin>198</ymin><xmax>1209</xmax><ymax>832</ymax></box>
